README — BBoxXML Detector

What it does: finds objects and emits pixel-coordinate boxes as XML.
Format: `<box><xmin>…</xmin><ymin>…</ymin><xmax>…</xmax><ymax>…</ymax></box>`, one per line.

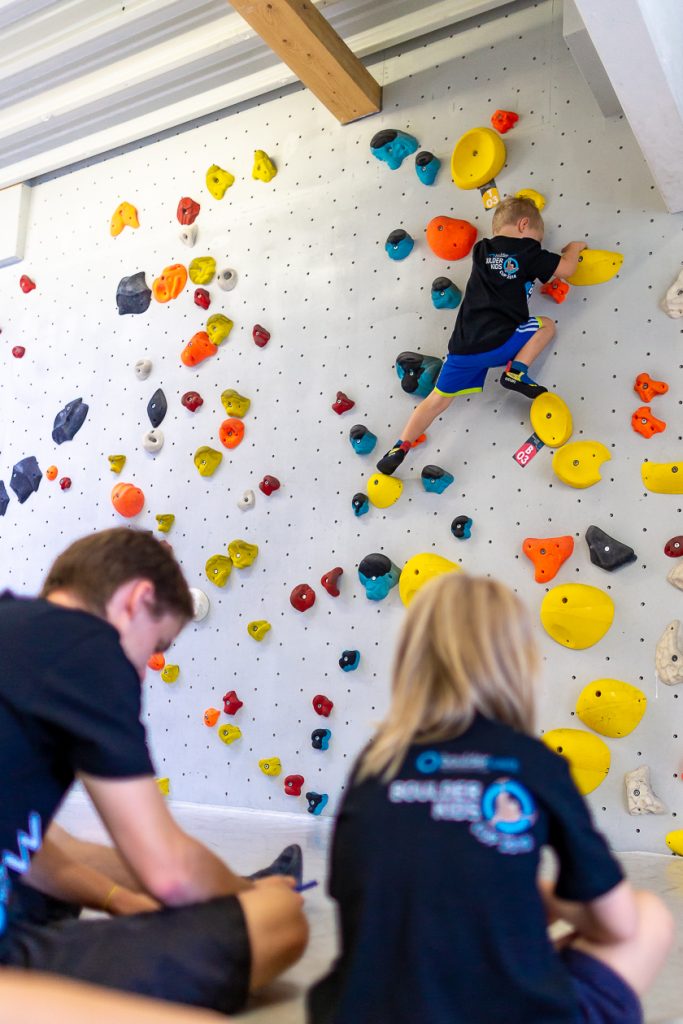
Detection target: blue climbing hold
<box><xmin>349</xmin><ymin>425</ymin><xmax>377</xmax><ymax>456</ymax></box>
<box><xmin>116</xmin><ymin>271</ymin><xmax>151</xmax><ymax>315</ymax></box>
<box><xmin>396</xmin><ymin>351</ymin><xmax>443</xmax><ymax>398</ymax></box>
<box><xmin>451</xmin><ymin>515</ymin><xmax>473</xmax><ymax>540</ymax></box>
<box><xmin>339</xmin><ymin>650</ymin><xmax>360</xmax><ymax>672</ymax></box>
<box><xmin>0</xmin><ymin>481</ymin><xmax>8</xmax><ymax>517</ymax></box>
<box><xmin>306</xmin><ymin>791</ymin><xmax>329</xmax><ymax>815</ymax></box>
<box><xmin>311</xmin><ymin>729</ymin><xmax>331</xmax><ymax>751</ymax></box>
<box><xmin>52</xmin><ymin>398</ymin><xmax>89</xmax><ymax>445</ymax></box>
<box><xmin>147</xmin><ymin>388</ymin><xmax>167</xmax><ymax>428</ymax></box>
<box><xmin>358</xmin><ymin>553</ymin><xmax>401</xmax><ymax>601</ymax></box>
<box><xmin>352</xmin><ymin>492</ymin><xmax>369</xmax><ymax>517</ymax></box>
<box><xmin>10</xmin><ymin>456</ymin><xmax>42</xmax><ymax>504</ymax></box>
<box><xmin>431</xmin><ymin>276</ymin><xmax>462</xmax><ymax>310</ymax></box>
<box><xmin>370</xmin><ymin>129</ymin><xmax>419</xmax><ymax>170</ymax></box>
<box><xmin>385</xmin><ymin>229</ymin><xmax>414</xmax><ymax>261</ymax></box>
<box><xmin>421</xmin><ymin>465</ymin><xmax>454</xmax><ymax>494</ymax></box>
<box><xmin>415</xmin><ymin>150</ymin><xmax>441</xmax><ymax>185</ymax></box>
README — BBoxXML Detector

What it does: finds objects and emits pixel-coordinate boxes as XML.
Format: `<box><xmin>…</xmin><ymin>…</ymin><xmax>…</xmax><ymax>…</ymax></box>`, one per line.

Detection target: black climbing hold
<box><xmin>147</xmin><ymin>388</ymin><xmax>167</xmax><ymax>428</ymax></box>
<box><xmin>396</xmin><ymin>351</ymin><xmax>443</xmax><ymax>397</ymax></box>
<box><xmin>116</xmin><ymin>271</ymin><xmax>151</xmax><ymax>315</ymax></box>
<box><xmin>0</xmin><ymin>481</ymin><xmax>8</xmax><ymax>516</ymax></box>
<box><xmin>370</xmin><ymin>129</ymin><xmax>398</xmax><ymax>150</ymax></box>
<box><xmin>52</xmin><ymin>397</ymin><xmax>89</xmax><ymax>445</ymax></box>
<box><xmin>352</xmin><ymin>492</ymin><xmax>369</xmax><ymax>517</ymax></box>
<box><xmin>585</xmin><ymin>525</ymin><xmax>637</xmax><ymax>571</ymax></box>
<box><xmin>358</xmin><ymin>553</ymin><xmax>392</xmax><ymax>579</ymax></box>
<box><xmin>311</xmin><ymin>729</ymin><xmax>331</xmax><ymax>751</ymax></box>
<box><xmin>451</xmin><ymin>515</ymin><xmax>473</xmax><ymax>540</ymax></box>
<box><xmin>416</xmin><ymin>150</ymin><xmax>436</xmax><ymax>168</ymax></box>
<box><xmin>10</xmin><ymin>456</ymin><xmax>42</xmax><ymax>504</ymax></box>
<box><xmin>339</xmin><ymin>650</ymin><xmax>360</xmax><ymax>671</ymax></box>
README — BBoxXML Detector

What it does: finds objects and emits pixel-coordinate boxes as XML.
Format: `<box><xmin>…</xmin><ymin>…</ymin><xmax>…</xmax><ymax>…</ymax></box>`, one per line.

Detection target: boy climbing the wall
<box><xmin>377</xmin><ymin>196</ymin><xmax>586</xmax><ymax>475</ymax></box>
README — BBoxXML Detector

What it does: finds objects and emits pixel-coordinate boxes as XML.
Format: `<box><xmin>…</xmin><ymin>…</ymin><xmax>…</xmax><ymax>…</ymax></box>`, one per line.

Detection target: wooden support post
<box><xmin>228</xmin><ymin>0</ymin><xmax>382</xmax><ymax>124</ymax></box>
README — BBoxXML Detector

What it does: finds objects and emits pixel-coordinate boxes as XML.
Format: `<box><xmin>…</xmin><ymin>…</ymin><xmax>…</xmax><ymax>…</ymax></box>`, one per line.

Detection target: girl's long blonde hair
<box><xmin>358</xmin><ymin>573</ymin><xmax>540</xmax><ymax>782</ymax></box>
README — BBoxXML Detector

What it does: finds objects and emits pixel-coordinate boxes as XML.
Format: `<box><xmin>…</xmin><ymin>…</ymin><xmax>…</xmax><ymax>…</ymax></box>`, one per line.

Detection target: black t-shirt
<box><xmin>448</xmin><ymin>236</ymin><xmax>561</xmax><ymax>355</ymax></box>
<box><xmin>0</xmin><ymin>593</ymin><xmax>154</xmax><ymax>953</ymax></box>
<box><xmin>308</xmin><ymin>714</ymin><xmax>623</xmax><ymax>1024</ymax></box>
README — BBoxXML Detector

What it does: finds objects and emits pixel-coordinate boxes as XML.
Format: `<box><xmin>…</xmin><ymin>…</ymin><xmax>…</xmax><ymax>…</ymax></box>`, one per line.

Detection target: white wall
<box><xmin>1</xmin><ymin>0</ymin><xmax>682</xmax><ymax>852</ymax></box>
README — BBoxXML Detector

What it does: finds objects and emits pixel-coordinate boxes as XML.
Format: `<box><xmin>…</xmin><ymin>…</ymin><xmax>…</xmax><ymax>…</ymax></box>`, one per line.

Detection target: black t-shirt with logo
<box><xmin>448</xmin><ymin>236</ymin><xmax>561</xmax><ymax>355</ymax></box>
<box><xmin>308</xmin><ymin>713</ymin><xmax>623</xmax><ymax>1024</ymax></box>
<box><xmin>0</xmin><ymin>593</ymin><xmax>153</xmax><ymax>955</ymax></box>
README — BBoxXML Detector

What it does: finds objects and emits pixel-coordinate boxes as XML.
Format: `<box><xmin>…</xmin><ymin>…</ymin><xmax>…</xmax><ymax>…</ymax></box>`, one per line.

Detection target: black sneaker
<box><xmin>376</xmin><ymin>440</ymin><xmax>409</xmax><ymax>476</ymax></box>
<box><xmin>248</xmin><ymin>843</ymin><xmax>303</xmax><ymax>886</ymax></box>
<box><xmin>500</xmin><ymin>364</ymin><xmax>548</xmax><ymax>399</ymax></box>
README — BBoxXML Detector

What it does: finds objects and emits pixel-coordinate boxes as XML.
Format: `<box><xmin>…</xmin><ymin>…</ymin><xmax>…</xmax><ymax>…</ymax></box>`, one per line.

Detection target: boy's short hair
<box><xmin>41</xmin><ymin>527</ymin><xmax>194</xmax><ymax>621</ymax></box>
<box><xmin>492</xmin><ymin>196</ymin><xmax>544</xmax><ymax>234</ymax></box>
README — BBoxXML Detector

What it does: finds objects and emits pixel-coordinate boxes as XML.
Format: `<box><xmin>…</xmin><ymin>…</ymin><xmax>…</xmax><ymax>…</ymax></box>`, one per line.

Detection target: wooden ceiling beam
<box><xmin>228</xmin><ymin>0</ymin><xmax>381</xmax><ymax>124</ymax></box>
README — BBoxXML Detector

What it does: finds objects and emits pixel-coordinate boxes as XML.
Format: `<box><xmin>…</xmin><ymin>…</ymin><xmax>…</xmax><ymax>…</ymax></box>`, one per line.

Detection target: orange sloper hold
<box><xmin>426</xmin><ymin>217</ymin><xmax>477</xmax><ymax>261</ymax></box>
<box><xmin>523</xmin><ymin>536</ymin><xmax>574</xmax><ymax>583</ymax></box>
<box><xmin>181</xmin><ymin>331</ymin><xmax>218</xmax><ymax>367</ymax></box>
<box><xmin>219</xmin><ymin>418</ymin><xmax>245</xmax><ymax>449</ymax></box>
<box><xmin>152</xmin><ymin>264</ymin><xmax>188</xmax><ymax>303</ymax></box>
<box><xmin>634</xmin><ymin>373</ymin><xmax>668</xmax><ymax>402</ymax></box>
<box><xmin>632</xmin><ymin>406</ymin><xmax>666</xmax><ymax>439</ymax></box>
<box><xmin>147</xmin><ymin>653</ymin><xmax>165</xmax><ymax>671</ymax></box>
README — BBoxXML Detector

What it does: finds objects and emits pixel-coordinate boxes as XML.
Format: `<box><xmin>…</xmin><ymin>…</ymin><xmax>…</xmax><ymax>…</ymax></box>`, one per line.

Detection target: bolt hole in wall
<box><xmin>1</xmin><ymin>0</ymin><xmax>682</xmax><ymax>850</ymax></box>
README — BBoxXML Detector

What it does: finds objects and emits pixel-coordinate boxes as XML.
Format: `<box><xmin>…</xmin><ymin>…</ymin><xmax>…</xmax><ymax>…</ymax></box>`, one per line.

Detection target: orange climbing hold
<box><xmin>522</xmin><ymin>535</ymin><xmax>574</xmax><ymax>583</ymax></box>
<box><xmin>147</xmin><ymin>653</ymin><xmax>165</xmax><ymax>671</ymax></box>
<box><xmin>111</xmin><ymin>482</ymin><xmax>145</xmax><ymax>518</ymax></box>
<box><xmin>181</xmin><ymin>331</ymin><xmax>218</xmax><ymax>367</ymax></box>
<box><xmin>152</xmin><ymin>264</ymin><xmax>187</xmax><ymax>302</ymax></box>
<box><xmin>540</xmin><ymin>278</ymin><xmax>570</xmax><ymax>304</ymax></box>
<box><xmin>426</xmin><ymin>216</ymin><xmax>477</xmax><ymax>261</ymax></box>
<box><xmin>219</xmin><ymin>418</ymin><xmax>245</xmax><ymax>449</ymax></box>
<box><xmin>490</xmin><ymin>109</ymin><xmax>519</xmax><ymax>134</ymax></box>
<box><xmin>631</xmin><ymin>406</ymin><xmax>666</xmax><ymax>439</ymax></box>
<box><xmin>46</xmin><ymin>466</ymin><xmax>58</xmax><ymax>481</ymax></box>
<box><xmin>203</xmin><ymin>708</ymin><xmax>220</xmax><ymax>727</ymax></box>
<box><xmin>634</xmin><ymin>373</ymin><xmax>668</xmax><ymax>402</ymax></box>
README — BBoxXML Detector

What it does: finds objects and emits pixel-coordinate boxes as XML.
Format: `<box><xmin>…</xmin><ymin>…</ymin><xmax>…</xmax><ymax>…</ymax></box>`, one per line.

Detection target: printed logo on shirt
<box><xmin>415</xmin><ymin>749</ymin><xmax>519</xmax><ymax>776</ymax></box>
<box><xmin>524</xmin><ymin>280</ymin><xmax>534</xmax><ymax>297</ymax></box>
<box><xmin>470</xmin><ymin>778</ymin><xmax>537</xmax><ymax>855</ymax></box>
<box><xmin>0</xmin><ymin>810</ymin><xmax>42</xmax><ymax>934</ymax></box>
<box><xmin>486</xmin><ymin>253</ymin><xmax>519</xmax><ymax>279</ymax></box>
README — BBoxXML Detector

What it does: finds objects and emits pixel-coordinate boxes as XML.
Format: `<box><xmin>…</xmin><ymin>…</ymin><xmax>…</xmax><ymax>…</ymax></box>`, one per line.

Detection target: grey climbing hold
<box><xmin>147</xmin><ymin>388</ymin><xmax>167</xmax><ymax>428</ymax></box>
<box><xmin>585</xmin><ymin>525</ymin><xmax>636</xmax><ymax>571</ymax></box>
<box><xmin>116</xmin><ymin>271</ymin><xmax>151</xmax><ymax>315</ymax></box>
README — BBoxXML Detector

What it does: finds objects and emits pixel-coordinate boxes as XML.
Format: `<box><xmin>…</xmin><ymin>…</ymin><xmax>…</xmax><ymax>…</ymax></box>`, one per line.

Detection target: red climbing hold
<box><xmin>665</xmin><ymin>536</ymin><xmax>683</xmax><ymax>558</ymax></box>
<box><xmin>19</xmin><ymin>275</ymin><xmax>35</xmax><ymax>293</ymax></box>
<box><xmin>540</xmin><ymin>278</ymin><xmax>570</xmax><ymax>304</ymax></box>
<box><xmin>332</xmin><ymin>391</ymin><xmax>355</xmax><ymax>415</ymax></box>
<box><xmin>194</xmin><ymin>288</ymin><xmax>210</xmax><ymax>310</ymax></box>
<box><xmin>222</xmin><ymin>690</ymin><xmax>243</xmax><ymax>715</ymax></box>
<box><xmin>59</xmin><ymin>477</ymin><xmax>72</xmax><ymax>490</ymax></box>
<box><xmin>253</xmin><ymin>325</ymin><xmax>270</xmax><ymax>348</ymax></box>
<box><xmin>284</xmin><ymin>774</ymin><xmax>304</xmax><ymax>796</ymax></box>
<box><xmin>490</xmin><ymin>109</ymin><xmax>519</xmax><ymax>134</ymax></box>
<box><xmin>634</xmin><ymin>373</ymin><xmax>668</xmax><ymax>402</ymax></box>
<box><xmin>290</xmin><ymin>584</ymin><xmax>316</xmax><ymax>612</ymax></box>
<box><xmin>12</xmin><ymin>346</ymin><xmax>25</xmax><ymax>358</ymax></box>
<box><xmin>321</xmin><ymin>566</ymin><xmax>343</xmax><ymax>597</ymax></box>
<box><xmin>181</xmin><ymin>391</ymin><xmax>203</xmax><ymax>412</ymax></box>
<box><xmin>259</xmin><ymin>475</ymin><xmax>280</xmax><ymax>496</ymax></box>
<box><xmin>312</xmin><ymin>694</ymin><xmax>333</xmax><ymax>717</ymax></box>
<box><xmin>177</xmin><ymin>197</ymin><xmax>201</xmax><ymax>225</ymax></box>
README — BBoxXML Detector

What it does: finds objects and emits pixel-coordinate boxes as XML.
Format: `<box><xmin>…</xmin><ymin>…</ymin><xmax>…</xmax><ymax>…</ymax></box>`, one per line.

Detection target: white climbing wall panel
<box><xmin>0</xmin><ymin>0</ymin><xmax>682</xmax><ymax>852</ymax></box>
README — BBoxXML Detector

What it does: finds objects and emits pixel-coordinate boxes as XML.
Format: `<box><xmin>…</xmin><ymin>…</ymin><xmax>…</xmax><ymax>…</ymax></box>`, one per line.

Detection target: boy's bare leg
<box><xmin>513</xmin><ymin>317</ymin><xmax>556</xmax><ymax>366</ymax></box>
<box><xmin>48</xmin><ymin>823</ymin><xmax>143</xmax><ymax>892</ymax></box>
<box><xmin>377</xmin><ymin>390</ymin><xmax>455</xmax><ymax>475</ymax></box>
<box><xmin>238</xmin><ymin>876</ymin><xmax>308</xmax><ymax>991</ymax></box>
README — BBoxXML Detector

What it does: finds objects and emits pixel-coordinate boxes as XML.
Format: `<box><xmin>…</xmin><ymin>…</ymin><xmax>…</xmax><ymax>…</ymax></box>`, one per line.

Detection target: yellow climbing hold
<box><xmin>576</xmin><ymin>679</ymin><xmax>646</xmax><ymax>738</ymax></box>
<box><xmin>567</xmin><ymin>249</ymin><xmax>623</xmax><ymax>286</ymax></box>
<box><xmin>188</xmin><ymin>256</ymin><xmax>216</xmax><ymax>285</ymax></box>
<box><xmin>552</xmin><ymin>440</ymin><xmax>611</xmax><ymax>489</ymax></box>
<box><xmin>451</xmin><ymin>127</ymin><xmax>506</xmax><ymax>190</ymax></box>
<box><xmin>156</xmin><ymin>777</ymin><xmax>170</xmax><ymax>795</ymax></box>
<box><xmin>221</xmin><ymin>389</ymin><xmax>251</xmax><ymax>418</ymax></box>
<box><xmin>252</xmin><ymin>150</ymin><xmax>277</xmax><ymax>183</ymax></box>
<box><xmin>540</xmin><ymin>583</ymin><xmax>614</xmax><ymax>650</ymax></box>
<box><xmin>110</xmin><ymin>201</ymin><xmax>139</xmax><ymax>236</ymax></box>
<box><xmin>205</xmin><ymin>554</ymin><xmax>233</xmax><ymax>587</ymax></box>
<box><xmin>542</xmin><ymin>728</ymin><xmax>610</xmax><ymax>795</ymax></box>
<box><xmin>399</xmin><ymin>553</ymin><xmax>461</xmax><ymax>608</ymax></box>
<box><xmin>161</xmin><ymin>664</ymin><xmax>180</xmax><ymax>683</ymax></box>
<box><xmin>228</xmin><ymin>539</ymin><xmax>259</xmax><ymax>568</ymax></box>
<box><xmin>155</xmin><ymin>514</ymin><xmax>175</xmax><ymax>534</ymax></box>
<box><xmin>247</xmin><ymin>620</ymin><xmax>271</xmax><ymax>641</ymax></box>
<box><xmin>641</xmin><ymin>461</ymin><xmax>683</xmax><ymax>494</ymax></box>
<box><xmin>530</xmin><ymin>392</ymin><xmax>573</xmax><ymax>448</ymax></box>
<box><xmin>218</xmin><ymin>724</ymin><xmax>242</xmax><ymax>745</ymax></box>
<box><xmin>259</xmin><ymin>757</ymin><xmax>281</xmax><ymax>777</ymax></box>
<box><xmin>206</xmin><ymin>164</ymin><xmax>235</xmax><ymax>199</ymax></box>
<box><xmin>515</xmin><ymin>188</ymin><xmax>546</xmax><ymax>211</ymax></box>
<box><xmin>194</xmin><ymin>446</ymin><xmax>223</xmax><ymax>477</ymax></box>
<box><xmin>206</xmin><ymin>313</ymin><xmax>234</xmax><ymax>346</ymax></box>
<box><xmin>366</xmin><ymin>473</ymin><xmax>403</xmax><ymax>509</ymax></box>
<box><xmin>108</xmin><ymin>455</ymin><xmax>126</xmax><ymax>474</ymax></box>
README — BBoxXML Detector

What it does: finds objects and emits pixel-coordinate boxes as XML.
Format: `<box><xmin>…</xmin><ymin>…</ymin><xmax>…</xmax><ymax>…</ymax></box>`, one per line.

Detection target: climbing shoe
<box><xmin>500</xmin><ymin>362</ymin><xmax>548</xmax><ymax>399</ymax></box>
<box><xmin>376</xmin><ymin>440</ymin><xmax>410</xmax><ymax>476</ymax></box>
<box><xmin>248</xmin><ymin>843</ymin><xmax>303</xmax><ymax>887</ymax></box>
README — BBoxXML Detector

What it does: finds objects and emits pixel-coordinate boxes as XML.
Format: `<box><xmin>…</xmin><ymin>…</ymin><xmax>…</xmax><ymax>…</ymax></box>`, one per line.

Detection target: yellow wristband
<box><xmin>102</xmin><ymin>883</ymin><xmax>119</xmax><ymax>913</ymax></box>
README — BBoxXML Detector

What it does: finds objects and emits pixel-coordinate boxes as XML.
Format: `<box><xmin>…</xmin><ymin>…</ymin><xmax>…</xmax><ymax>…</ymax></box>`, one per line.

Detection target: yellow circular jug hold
<box><xmin>399</xmin><ymin>553</ymin><xmax>460</xmax><ymax>607</ymax></box>
<box><xmin>552</xmin><ymin>440</ymin><xmax>611</xmax><ymax>489</ymax></box>
<box><xmin>575</xmin><ymin>679</ymin><xmax>646</xmax><ymax>738</ymax></box>
<box><xmin>366</xmin><ymin>473</ymin><xmax>403</xmax><ymax>509</ymax></box>
<box><xmin>451</xmin><ymin>127</ymin><xmax>506</xmax><ymax>190</ymax></box>
<box><xmin>542</xmin><ymin>728</ymin><xmax>610</xmax><ymax>795</ymax></box>
<box><xmin>540</xmin><ymin>583</ymin><xmax>614</xmax><ymax>649</ymax></box>
<box><xmin>530</xmin><ymin>392</ymin><xmax>573</xmax><ymax>448</ymax></box>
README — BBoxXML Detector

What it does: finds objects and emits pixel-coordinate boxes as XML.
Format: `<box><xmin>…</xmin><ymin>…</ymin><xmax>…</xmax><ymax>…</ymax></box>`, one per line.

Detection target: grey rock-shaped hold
<box><xmin>147</xmin><ymin>388</ymin><xmax>167</xmax><ymax>428</ymax></box>
<box><xmin>0</xmin><ymin>481</ymin><xmax>8</xmax><ymax>516</ymax></box>
<box><xmin>52</xmin><ymin>397</ymin><xmax>89</xmax><ymax>445</ymax></box>
<box><xmin>585</xmin><ymin>525</ymin><xmax>636</xmax><ymax>571</ymax></box>
<box><xmin>116</xmin><ymin>271</ymin><xmax>151</xmax><ymax>315</ymax></box>
<box><xmin>10</xmin><ymin>456</ymin><xmax>42</xmax><ymax>504</ymax></box>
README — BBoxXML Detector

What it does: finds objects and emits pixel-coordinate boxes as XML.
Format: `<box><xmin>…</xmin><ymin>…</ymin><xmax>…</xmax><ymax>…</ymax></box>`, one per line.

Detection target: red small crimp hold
<box><xmin>540</xmin><ymin>278</ymin><xmax>570</xmax><ymax>304</ymax></box>
<box><xmin>284</xmin><ymin>774</ymin><xmax>304</xmax><ymax>796</ymax></box>
<box><xmin>222</xmin><ymin>690</ymin><xmax>243</xmax><ymax>716</ymax></box>
<box><xmin>490</xmin><ymin>109</ymin><xmax>519</xmax><ymax>134</ymax></box>
<box><xmin>177</xmin><ymin>197</ymin><xmax>200</xmax><ymax>225</ymax></box>
<box><xmin>19</xmin><ymin>275</ymin><xmax>35</xmax><ymax>293</ymax></box>
<box><xmin>332</xmin><ymin>391</ymin><xmax>354</xmax><ymax>415</ymax></box>
<box><xmin>631</xmin><ymin>406</ymin><xmax>666</xmax><ymax>439</ymax></box>
<box><xmin>634</xmin><ymin>372</ymin><xmax>668</xmax><ymax>402</ymax></box>
<box><xmin>321</xmin><ymin>566</ymin><xmax>343</xmax><ymax>597</ymax></box>
<box><xmin>181</xmin><ymin>391</ymin><xmax>203</xmax><ymax>412</ymax></box>
<box><xmin>253</xmin><ymin>324</ymin><xmax>270</xmax><ymax>348</ymax></box>
<box><xmin>259</xmin><ymin>475</ymin><xmax>280</xmax><ymax>496</ymax></box>
<box><xmin>12</xmin><ymin>346</ymin><xmax>25</xmax><ymax>358</ymax></box>
<box><xmin>194</xmin><ymin>287</ymin><xmax>210</xmax><ymax>309</ymax></box>
<box><xmin>290</xmin><ymin>583</ymin><xmax>316</xmax><ymax>612</ymax></box>
<box><xmin>59</xmin><ymin>477</ymin><xmax>72</xmax><ymax>490</ymax></box>
<box><xmin>312</xmin><ymin>694</ymin><xmax>333</xmax><ymax>717</ymax></box>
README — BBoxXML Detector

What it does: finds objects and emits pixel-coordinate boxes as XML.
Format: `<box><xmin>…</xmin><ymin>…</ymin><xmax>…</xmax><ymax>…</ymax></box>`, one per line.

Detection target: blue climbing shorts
<box><xmin>434</xmin><ymin>317</ymin><xmax>544</xmax><ymax>396</ymax></box>
<box><xmin>562</xmin><ymin>948</ymin><xmax>643</xmax><ymax>1024</ymax></box>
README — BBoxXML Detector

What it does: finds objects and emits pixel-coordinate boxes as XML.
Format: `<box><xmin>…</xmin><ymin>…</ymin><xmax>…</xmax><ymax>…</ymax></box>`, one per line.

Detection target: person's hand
<box><xmin>561</xmin><ymin>240</ymin><xmax>587</xmax><ymax>253</ymax></box>
<box><xmin>107</xmin><ymin>885</ymin><xmax>160</xmax><ymax>915</ymax></box>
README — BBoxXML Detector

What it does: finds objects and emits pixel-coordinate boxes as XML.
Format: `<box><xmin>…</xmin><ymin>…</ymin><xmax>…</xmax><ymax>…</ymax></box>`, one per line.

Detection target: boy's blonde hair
<box><xmin>357</xmin><ymin>573</ymin><xmax>539</xmax><ymax>782</ymax></box>
<box><xmin>492</xmin><ymin>195</ymin><xmax>544</xmax><ymax>234</ymax></box>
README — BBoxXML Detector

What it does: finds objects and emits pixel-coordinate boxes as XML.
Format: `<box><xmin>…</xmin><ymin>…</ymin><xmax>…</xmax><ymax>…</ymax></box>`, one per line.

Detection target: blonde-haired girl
<box><xmin>309</xmin><ymin>574</ymin><xmax>673</xmax><ymax>1024</ymax></box>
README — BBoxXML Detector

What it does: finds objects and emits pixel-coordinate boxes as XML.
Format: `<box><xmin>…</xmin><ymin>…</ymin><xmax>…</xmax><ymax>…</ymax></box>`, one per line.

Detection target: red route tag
<box><xmin>513</xmin><ymin>433</ymin><xmax>545</xmax><ymax>468</ymax></box>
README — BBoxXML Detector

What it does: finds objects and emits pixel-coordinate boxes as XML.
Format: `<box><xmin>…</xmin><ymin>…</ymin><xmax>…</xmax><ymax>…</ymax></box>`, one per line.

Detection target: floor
<box><xmin>57</xmin><ymin>794</ymin><xmax>683</xmax><ymax>1024</ymax></box>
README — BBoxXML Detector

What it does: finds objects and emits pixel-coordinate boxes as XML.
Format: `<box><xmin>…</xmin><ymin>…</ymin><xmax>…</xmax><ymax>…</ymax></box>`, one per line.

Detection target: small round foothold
<box><xmin>451</xmin><ymin>515</ymin><xmax>473</xmax><ymax>539</ymax></box>
<box><xmin>194</xmin><ymin>288</ymin><xmax>210</xmax><ymax>310</ymax></box>
<box><xmin>46</xmin><ymin>466</ymin><xmax>58</xmax><ymax>481</ymax></box>
<box><xmin>259</xmin><ymin>475</ymin><xmax>280</xmax><ymax>496</ymax></box>
<box><xmin>415</xmin><ymin>150</ymin><xmax>441</xmax><ymax>186</ymax></box>
<box><xmin>339</xmin><ymin>650</ymin><xmax>360</xmax><ymax>671</ymax></box>
<box><xmin>142</xmin><ymin>428</ymin><xmax>164</xmax><ymax>454</ymax></box>
<box><xmin>349</xmin><ymin>424</ymin><xmax>377</xmax><ymax>455</ymax></box>
<box><xmin>305</xmin><ymin>791</ymin><xmax>329</xmax><ymax>816</ymax></box>
<box><xmin>247</xmin><ymin>620</ymin><xmax>271</xmax><ymax>641</ymax></box>
<box><xmin>311</xmin><ymin>728</ymin><xmax>332</xmax><ymax>751</ymax></box>
<box><xmin>19</xmin><ymin>275</ymin><xmax>36</xmax><ymax>293</ymax></box>
<box><xmin>352</xmin><ymin>492</ymin><xmax>369</xmax><ymax>517</ymax></box>
<box><xmin>204</xmin><ymin>708</ymin><xmax>220</xmax><ymax>727</ymax></box>
<box><xmin>12</xmin><ymin>346</ymin><xmax>25</xmax><ymax>358</ymax></box>
<box><xmin>491</xmin><ymin>109</ymin><xmax>519</xmax><ymax>134</ymax></box>
<box><xmin>385</xmin><ymin>228</ymin><xmax>414</xmax><ymax>261</ymax></box>
<box><xmin>134</xmin><ymin>358</ymin><xmax>152</xmax><ymax>380</ymax></box>
<box><xmin>253</xmin><ymin>324</ymin><xmax>270</xmax><ymax>348</ymax></box>
<box><xmin>161</xmin><ymin>664</ymin><xmax>179</xmax><ymax>683</ymax></box>
<box><xmin>181</xmin><ymin>391</ymin><xmax>203</xmax><ymax>412</ymax></box>
<box><xmin>189</xmin><ymin>587</ymin><xmax>210</xmax><ymax>622</ymax></box>
<box><xmin>284</xmin><ymin>774</ymin><xmax>304</xmax><ymax>796</ymax></box>
<box><xmin>147</xmin><ymin>652</ymin><xmax>165</xmax><ymax>671</ymax></box>
<box><xmin>222</xmin><ymin>690</ymin><xmax>243</xmax><ymax>715</ymax></box>
<box><xmin>332</xmin><ymin>391</ymin><xmax>355</xmax><ymax>415</ymax></box>
<box><xmin>290</xmin><ymin>583</ymin><xmax>316</xmax><ymax>612</ymax></box>
<box><xmin>259</xmin><ymin>757</ymin><xmax>282</xmax><ymax>777</ymax></box>
<box><xmin>665</xmin><ymin>536</ymin><xmax>683</xmax><ymax>558</ymax></box>
<box><xmin>59</xmin><ymin>476</ymin><xmax>72</xmax><ymax>491</ymax></box>
<box><xmin>237</xmin><ymin>489</ymin><xmax>255</xmax><ymax>510</ymax></box>
<box><xmin>312</xmin><ymin>694</ymin><xmax>333</xmax><ymax>717</ymax></box>
<box><xmin>216</xmin><ymin>266</ymin><xmax>237</xmax><ymax>291</ymax></box>
<box><xmin>179</xmin><ymin>224</ymin><xmax>198</xmax><ymax>247</ymax></box>
<box><xmin>219</xmin><ymin>418</ymin><xmax>245</xmax><ymax>449</ymax></box>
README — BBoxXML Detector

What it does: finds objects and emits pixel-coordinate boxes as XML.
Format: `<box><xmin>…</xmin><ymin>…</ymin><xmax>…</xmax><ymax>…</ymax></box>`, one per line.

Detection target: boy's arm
<box><xmin>539</xmin><ymin>877</ymin><xmax>638</xmax><ymax>944</ymax></box>
<box><xmin>554</xmin><ymin>241</ymin><xmax>587</xmax><ymax>281</ymax></box>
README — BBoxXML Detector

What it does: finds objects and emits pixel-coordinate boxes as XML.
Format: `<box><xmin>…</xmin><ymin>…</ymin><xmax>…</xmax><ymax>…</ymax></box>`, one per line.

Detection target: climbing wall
<box><xmin>1</xmin><ymin>0</ymin><xmax>682</xmax><ymax>851</ymax></box>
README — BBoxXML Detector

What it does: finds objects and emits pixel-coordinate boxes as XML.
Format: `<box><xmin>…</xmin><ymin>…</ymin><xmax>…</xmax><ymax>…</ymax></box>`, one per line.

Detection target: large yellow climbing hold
<box><xmin>206</xmin><ymin>314</ymin><xmax>234</xmax><ymax>346</ymax></box>
<box><xmin>399</xmin><ymin>553</ymin><xmax>461</xmax><ymax>607</ymax></box>
<box><xmin>259</xmin><ymin>757</ymin><xmax>282</xmax><ymax>777</ymax></box>
<box><xmin>530</xmin><ymin>392</ymin><xmax>573</xmax><ymax>447</ymax></box>
<box><xmin>641</xmin><ymin>461</ymin><xmax>683</xmax><ymax>494</ymax></box>
<box><xmin>552</xmin><ymin>440</ymin><xmax>611</xmax><ymax>488</ymax></box>
<box><xmin>451</xmin><ymin>127</ymin><xmax>506</xmax><ymax>190</ymax></box>
<box><xmin>188</xmin><ymin>256</ymin><xmax>216</xmax><ymax>285</ymax></box>
<box><xmin>161</xmin><ymin>664</ymin><xmax>180</xmax><ymax>683</ymax></box>
<box><xmin>576</xmin><ymin>679</ymin><xmax>646</xmax><ymax>738</ymax></box>
<box><xmin>542</xmin><ymin>728</ymin><xmax>610</xmax><ymax>795</ymax></box>
<box><xmin>541</xmin><ymin>583</ymin><xmax>614</xmax><ymax>650</ymax></box>
<box><xmin>252</xmin><ymin>150</ymin><xmax>277</xmax><ymax>182</ymax></box>
<box><xmin>567</xmin><ymin>249</ymin><xmax>623</xmax><ymax>286</ymax></box>
<box><xmin>110</xmin><ymin>201</ymin><xmax>139</xmax><ymax>236</ymax></box>
<box><xmin>205</xmin><ymin>554</ymin><xmax>233</xmax><ymax>587</ymax></box>
<box><xmin>206</xmin><ymin>164</ymin><xmax>235</xmax><ymax>199</ymax></box>
<box><xmin>366</xmin><ymin>473</ymin><xmax>403</xmax><ymax>509</ymax></box>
